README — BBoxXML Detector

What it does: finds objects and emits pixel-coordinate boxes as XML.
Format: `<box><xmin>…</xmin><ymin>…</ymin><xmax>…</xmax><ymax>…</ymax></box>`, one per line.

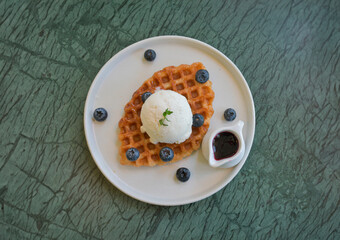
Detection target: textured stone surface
<box><xmin>0</xmin><ymin>0</ymin><xmax>339</xmax><ymax>239</ymax></box>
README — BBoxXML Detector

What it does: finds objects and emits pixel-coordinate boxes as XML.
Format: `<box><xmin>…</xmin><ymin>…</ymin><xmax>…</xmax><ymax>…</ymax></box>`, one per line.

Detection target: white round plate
<box><xmin>84</xmin><ymin>36</ymin><xmax>255</xmax><ymax>206</ymax></box>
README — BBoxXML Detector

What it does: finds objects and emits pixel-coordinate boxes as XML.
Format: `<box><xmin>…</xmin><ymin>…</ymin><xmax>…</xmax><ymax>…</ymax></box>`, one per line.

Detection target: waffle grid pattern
<box><xmin>118</xmin><ymin>62</ymin><xmax>215</xmax><ymax>166</ymax></box>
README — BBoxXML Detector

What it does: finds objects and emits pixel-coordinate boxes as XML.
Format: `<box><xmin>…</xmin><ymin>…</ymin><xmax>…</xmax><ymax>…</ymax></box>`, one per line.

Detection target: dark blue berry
<box><xmin>159</xmin><ymin>147</ymin><xmax>174</xmax><ymax>162</ymax></box>
<box><xmin>93</xmin><ymin>108</ymin><xmax>108</xmax><ymax>121</ymax></box>
<box><xmin>195</xmin><ymin>69</ymin><xmax>209</xmax><ymax>83</ymax></box>
<box><xmin>141</xmin><ymin>92</ymin><xmax>152</xmax><ymax>103</ymax></box>
<box><xmin>224</xmin><ymin>108</ymin><xmax>236</xmax><ymax>121</ymax></box>
<box><xmin>176</xmin><ymin>167</ymin><xmax>191</xmax><ymax>182</ymax></box>
<box><xmin>192</xmin><ymin>113</ymin><xmax>204</xmax><ymax>127</ymax></box>
<box><xmin>144</xmin><ymin>49</ymin><xmax>156</xmax><ymax>61</ymax></box>
<box><xmin>126</xmin><ymin>148</ymin><xmax>140</xmax><ymax>161</ymax></box>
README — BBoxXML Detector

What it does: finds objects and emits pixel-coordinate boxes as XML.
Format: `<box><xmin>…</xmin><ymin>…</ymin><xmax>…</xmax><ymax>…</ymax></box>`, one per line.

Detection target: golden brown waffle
<box><xmin>118</xmin><ymin>62</ymin><xmax>215</xmax><ymax>167</ymax></box>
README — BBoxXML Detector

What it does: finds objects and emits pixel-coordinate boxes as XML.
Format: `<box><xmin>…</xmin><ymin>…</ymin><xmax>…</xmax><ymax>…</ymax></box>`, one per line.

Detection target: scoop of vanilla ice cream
<box><xmin>140</xmin><ymin>90</ymin><xmax>193</xmax><ymax>144</ymax></box>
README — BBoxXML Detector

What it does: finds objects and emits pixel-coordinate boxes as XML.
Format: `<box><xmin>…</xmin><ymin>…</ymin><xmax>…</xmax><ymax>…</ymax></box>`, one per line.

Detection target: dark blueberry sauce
<box><xmin>212</xmin><ymin>131</ymin><xmax>239</xmax><ymax>160</ymax></box>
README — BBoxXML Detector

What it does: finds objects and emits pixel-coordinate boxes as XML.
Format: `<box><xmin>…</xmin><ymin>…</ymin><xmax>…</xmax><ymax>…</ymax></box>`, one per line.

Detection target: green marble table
<box><xmin>1</xmin><ymin>0</ymin><xmax>339</xmax><ymax>239</ymax></box>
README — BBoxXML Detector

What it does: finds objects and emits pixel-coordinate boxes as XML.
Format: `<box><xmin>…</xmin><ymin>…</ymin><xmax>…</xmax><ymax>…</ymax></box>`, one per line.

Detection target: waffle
<box><xmin>118</xmin><ymin>62</ymin><xmax>215</xmax><ymax>167</ymax></box>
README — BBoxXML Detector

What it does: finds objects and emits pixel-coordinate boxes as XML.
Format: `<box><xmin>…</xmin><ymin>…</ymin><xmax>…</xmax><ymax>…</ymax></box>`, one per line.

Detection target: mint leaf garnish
<box><xmin>159</xmin><ymin>108</ymin><xmax>173</xmax><ymax>126</ymax></box>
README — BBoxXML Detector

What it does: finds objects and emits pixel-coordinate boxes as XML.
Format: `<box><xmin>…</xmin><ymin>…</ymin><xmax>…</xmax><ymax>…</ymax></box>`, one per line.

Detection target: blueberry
<box><xmin>192</xmin><ymin>113</ymin><xmax>204</xmax><ymax>127</ymax></box>
<box><xmin>144</xmin><ymin>49</ymin><xmax>156</xmax><ymax>61</ymax></box>
<box><xmin>195</xmin><ymin>69</ymin><xmax>209</xmax><ymax>83</ymax></box>
<box><xmin>159</xmin><ymin>147</ymin><xmax>174</xmax><ymax>162</ymax></box>
<box><xmin>141</xmin><ymin>92</ymin><xmax>152</xmax><ymax>103</ymax></box>
<box><xmin>176</xmin><ymin>167</ymin><xmax>191</xmax><ymax>182</ymax></box>
<box><xmin>126</xmin><ymin>148</ymin><xmax>140</xmax><ymax>161</ymax></box>
<box><xmin>93</xmin><ymin>108</ymin><xmax>108</xmax><ymax>121</ymax></box>
<box><xmin>224</xmin><ymin>108</ymin><xmax>236</xmax><ymax>121</ymax></box>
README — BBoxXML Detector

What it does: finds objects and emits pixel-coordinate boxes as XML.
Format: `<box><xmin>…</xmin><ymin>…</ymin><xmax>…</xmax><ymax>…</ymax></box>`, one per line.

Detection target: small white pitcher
<box><xmin>202</xmin><ymin>120</ymin><xmax>245</xmax><ymax>168</ymax></box>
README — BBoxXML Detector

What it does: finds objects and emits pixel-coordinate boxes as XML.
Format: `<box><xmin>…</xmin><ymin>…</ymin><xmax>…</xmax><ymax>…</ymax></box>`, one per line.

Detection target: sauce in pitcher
<box><xmin>212</xmin><ymin>131</ymin><xmax>239</xmax><ymax>160</ymax></box>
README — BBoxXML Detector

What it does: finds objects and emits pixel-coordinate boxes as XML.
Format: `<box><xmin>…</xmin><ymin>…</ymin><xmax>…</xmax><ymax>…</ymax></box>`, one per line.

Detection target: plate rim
<box><xmin>84</xmin><ymin>35</ymin><xmax>256</xmax><ymax>206</ymax></box>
